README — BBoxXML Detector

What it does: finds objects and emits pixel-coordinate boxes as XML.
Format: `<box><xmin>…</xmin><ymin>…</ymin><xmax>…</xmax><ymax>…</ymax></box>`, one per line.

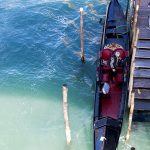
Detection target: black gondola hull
<box><xmin>93</xmin><ymin>0</ymin><xmax>129</xmax><ymax>150</ymax></box>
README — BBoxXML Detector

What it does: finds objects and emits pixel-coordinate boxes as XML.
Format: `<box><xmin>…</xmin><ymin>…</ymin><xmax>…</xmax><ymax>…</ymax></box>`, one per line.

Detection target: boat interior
<box><xmin>105</xmin><ymin>22</ymin><xmax>129</xmax><ymax>49</ymax></box>
<box><xmin>99</xmin><ymin>46</ymin><xmax>128</xmax><ymax>119</ymax></box>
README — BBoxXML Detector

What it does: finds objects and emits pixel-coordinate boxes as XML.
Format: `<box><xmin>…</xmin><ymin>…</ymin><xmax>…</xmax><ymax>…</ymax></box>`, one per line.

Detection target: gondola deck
<box><xmin>101</xmin><ymin>81</ymin><xmax>121</xmax><ymax>119</ymax></box>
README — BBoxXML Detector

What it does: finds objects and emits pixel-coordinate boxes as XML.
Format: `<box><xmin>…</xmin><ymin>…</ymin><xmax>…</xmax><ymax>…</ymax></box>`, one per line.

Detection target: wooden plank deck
<box><xmin>136</xmin><ymin>49</ymin><xmax>150</xmax><ymax>58</ymax></box>
<box><xmin>135</xmin><ymin>59</ymin><xmax>150</xmax><ymax>68</ymax></box>
<box><xmin>139</xmin><ymin>0</ymin><xmax>150</xmax><ymax>7</ymax></box>
<box><xmin>139</xmin><ymin>28</ymin><xmax>150</xmax><ymax>40</ymax></box>
<box><xmin>137</xmin><ymin>17</ymin><xmax>149</xmax><ymax>28</ymax></box>
<box><xmin>134</xmin><ymin>78</ymin><xmax>150</xmax><ymax>89</ymax></box>
<box><xmin>134</xmin><ymin>99</ymin><xmax>150</xmax><ymax>111</ymax></box>
<box><xmin>137</xmin><ymin>0</ymin><xmax>150</xmax><ymax>40</ymax></box>
<box><xmin>134</xmin><ymin>69</ymin><xmax>150</xmax><ymax>78</ymax></box>
<box><xmin>137</xmin><ymin>40</ymin><xmax>150</xmax><ymax>49</ymax></box>
<box><xmin>138</xmin><ymin>8</ymin><xmax>150</xmax><ymax>17</ymax></box>
<box><xmin>132</xmin><ymin>0</ymin><xmax>150</xmax><ymax>114</ymax></box>
<box><xmin>135</xmin><ymin>89</ymin><xmax>150</xmax><ymax>99</ymax></box>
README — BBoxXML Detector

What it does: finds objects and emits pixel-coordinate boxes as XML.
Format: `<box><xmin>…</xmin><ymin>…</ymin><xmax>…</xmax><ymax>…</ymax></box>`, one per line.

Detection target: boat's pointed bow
<box><xmin>94</xmin><ymin>126</ymin><xmax>106</xmax><ymax>150</ymax></box>
<box><xmin>94</xmin><ymin>118</ymin><xmax>121</xmax><ymax>150</ymax></box>
<box><xmin>108</xmin><ymin>0</ymin><xmax>125</xmax><ymax>22</ymax></box>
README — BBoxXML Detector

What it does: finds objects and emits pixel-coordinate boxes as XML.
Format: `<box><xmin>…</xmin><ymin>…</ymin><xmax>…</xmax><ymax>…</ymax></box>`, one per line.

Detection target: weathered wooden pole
<box><xmin>126</xmin><ymin>28</ymin><xmax>139</xmax><ymax>142</ymax></box>
<box><xmin>62</xmin><ymin>84</ymin><xmax>71</xmax><ymax>145</ymax></box>
<box><xmin>80</xmin><ymin>7</ymin><xmax>85</xmax><ymax>63</ymax></box>
<box><xmin>131</xmin><ymin>0</ymin><xmax>140</xmax><ymax>53</ymax></box>
<box><xmin>128</xmin><ymin>28</ymin><xmax>139</xmax><ymax>107</ymax></box>
<box><xmin>126</xmin><ymin>92</ymin><xmax>135</xmax><ymax>143</ymax></box>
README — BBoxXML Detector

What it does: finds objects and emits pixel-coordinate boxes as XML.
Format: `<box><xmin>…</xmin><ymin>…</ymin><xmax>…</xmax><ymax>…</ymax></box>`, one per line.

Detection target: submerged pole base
<box><xmin>81</xmin><ymin>56</ymin><xmax>85</xmax><ymax>63</ymax></box>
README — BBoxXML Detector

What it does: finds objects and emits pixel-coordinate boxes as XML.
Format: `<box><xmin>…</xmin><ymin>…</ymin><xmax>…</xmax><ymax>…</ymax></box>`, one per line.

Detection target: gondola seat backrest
<box><xmin>100</xmin><ymin>47</ymin><xmax>128</xmax><ymax>84</ymax></box>
<box><xmin>100</xmin><ymin>48</ymin><xmax>112</xmax><ymax>71</ymax></box>
<box><xmin>102</xmin><ymin>73</ymin><xmax>109</xmax><ymax>82</ymax></box>
<box><xmin>115</xmin><ymin>72</ymin><xmax>124</xmax><ymax>84</ymax></box>
<box><xmin>101</xmin><ymin>48</ymin><xmax>113</xmax><ymax>62</ymax></box>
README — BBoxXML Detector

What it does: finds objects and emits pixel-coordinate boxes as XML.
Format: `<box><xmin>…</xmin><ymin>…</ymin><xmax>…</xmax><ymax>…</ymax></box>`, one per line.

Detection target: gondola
<box><xmin>93</xmin><ymin>0</ymin><xmax>129</xmax><ymax>150</ymax></box>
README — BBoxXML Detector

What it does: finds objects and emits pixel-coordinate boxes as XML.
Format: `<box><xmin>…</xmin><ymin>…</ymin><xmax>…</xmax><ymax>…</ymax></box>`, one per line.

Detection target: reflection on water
<box><xmin>0</xmin><ymin>0</ymin><xmax>149</xmax><ymax>150</ymax></box>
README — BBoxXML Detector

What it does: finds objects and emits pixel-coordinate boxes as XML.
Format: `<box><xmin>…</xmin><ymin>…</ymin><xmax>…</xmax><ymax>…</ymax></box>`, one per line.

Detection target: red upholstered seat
<box><xmin>115</xmin><ymin>73</ymin><xmax>124</xmax><ymax>84</ymax></box>
<box><xmin>102</xmin><ymin>73</ymin><xmax>109</xmax><ymax>82</ymax></box>
<box><xmin>101</xmin><ymin>73</ymin><xmax>111</xmax><ymax>97</ymax></box>
<box><xmin>100</xmin><ymin>47</ymin><xmax>125</xmax><ymax>85</ymax></box>
<box><xmin>116</xmin><ymin>67</ymin><xmax>123</xmax><ymax>73</ymax></box>
<box><xmin>101</xmin><ymin>49</ymin><xmax>113</xmax><ymax>60</ymax></box>
<box><xmin>102</xmin><ymin>66</ymin><xmax>111</xmax><ymax>71</ymax></box>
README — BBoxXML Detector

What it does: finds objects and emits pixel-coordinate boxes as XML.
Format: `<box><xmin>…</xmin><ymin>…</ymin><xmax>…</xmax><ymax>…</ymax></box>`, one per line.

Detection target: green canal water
<box><xmin>0</xmin><ymin>0</ymin><xmax>149</xmax><ymax>150</ymax></box>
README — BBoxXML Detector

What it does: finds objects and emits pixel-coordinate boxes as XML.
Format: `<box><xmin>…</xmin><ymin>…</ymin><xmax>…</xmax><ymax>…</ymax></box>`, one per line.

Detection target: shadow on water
<box><xmin>73</xmin><ymin>62</ymin><xmax>96</xmax><ymax>89</ymax></box>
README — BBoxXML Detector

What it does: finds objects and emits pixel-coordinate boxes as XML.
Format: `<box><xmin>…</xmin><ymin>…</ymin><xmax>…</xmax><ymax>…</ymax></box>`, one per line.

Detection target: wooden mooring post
<box><xmin>62</xmin><ymin>84</ymin><xmax>71</xmax><ymax>145</ymax></box>
<box><xmin>126</xmin><ymin>92</ymin><xmax>135</xmax><ymax>142</ymax></box>
<box><xmin>128</xmin><ymin>28</ymin><xmax>139</xmax><ymax>107</ymax></box>
<box><xmin>126</xmin><ymin>27</ymin><xmax>139</xmax><ymax>143</ymax></box>
<box><xmin>131</xmin><ymin>0</ymin><xmax>140</xmax><ymax>53</ymax></box>
<box><xmin>80</xmin><ymin>7</ymin><xmax>85</xmax><ymax>63</ymax></box>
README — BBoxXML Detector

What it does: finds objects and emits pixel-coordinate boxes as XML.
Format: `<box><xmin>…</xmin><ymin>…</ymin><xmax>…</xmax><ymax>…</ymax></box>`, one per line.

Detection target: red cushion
<box><xmin>115</xmin><ymin>73</ymin><xmax>124</xmax><ymax>84</ymax></box>
<box><xmin>116</xmin><ymin>67</ymin><xmax>123</xmax><ymax>73</ymax></box>
<box><xmin>102</xmin><ymin>66</ymin><xmax>111</xmax><ymax>71</ymax></box>
<box><xmin>102</xmin><ymin>73</ymin><xmax>109</xmax><ymax>82</ymax></box>
<box><xmin>101</xmin><ymin>49</ymin><xmax>113</xmax><ymax>60</ymax></box>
